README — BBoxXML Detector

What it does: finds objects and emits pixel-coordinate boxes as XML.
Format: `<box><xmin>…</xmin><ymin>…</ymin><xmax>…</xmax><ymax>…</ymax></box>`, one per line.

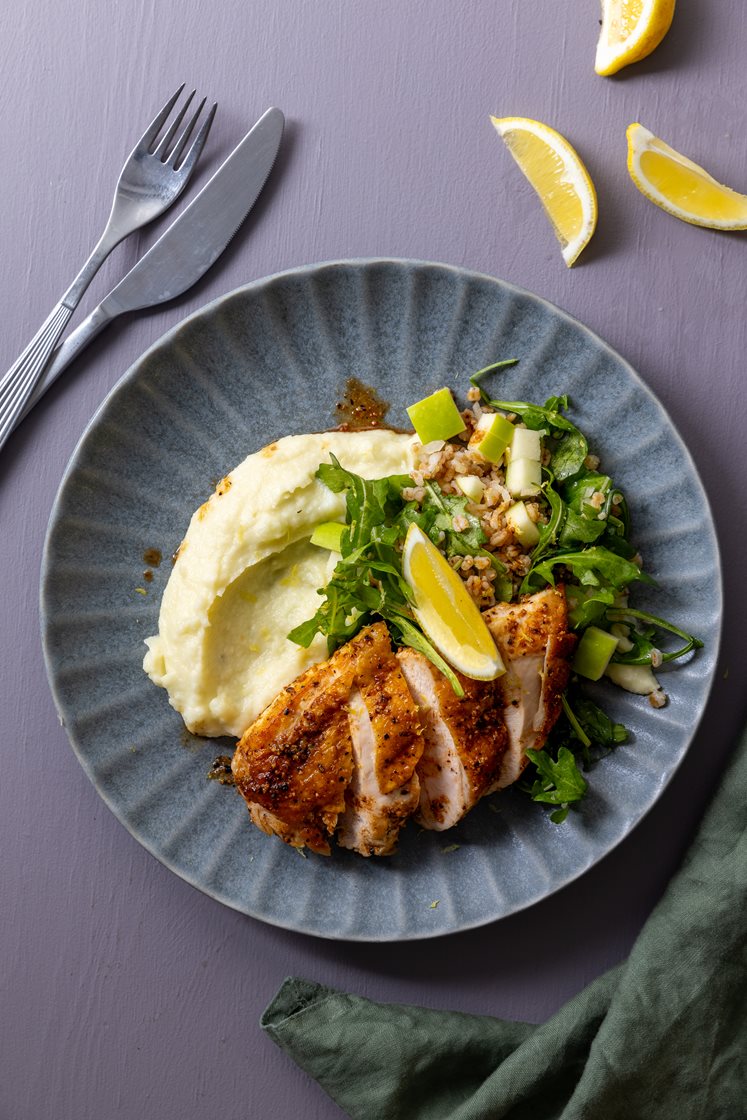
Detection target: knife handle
<box><xmin>17</xmin><ymin>303</ymin><xmax>114</xmax><ymax>428</ymax></box>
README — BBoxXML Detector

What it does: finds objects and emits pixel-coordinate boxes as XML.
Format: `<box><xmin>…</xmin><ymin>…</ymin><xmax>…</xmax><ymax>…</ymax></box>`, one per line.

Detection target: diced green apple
<box><xmin>455</xmin><ymin>474</ymin><xmax>485</xmax><ymax>503</ymax></box>
<box><xmin>505</xmin><ymin>501</ymin><xmax>540</xmax><ymax>546</ymax></box>
<box><xmin>310</xmin><ymin>521</ymin><xmax>345</xmax><ymax>552</ymax></box>
<box><xmin>407</xmin><ymin>388</ymin><xmax>466</xmax><ymax>443</ymax></box>
<box><xmin>509</xmin><ymin>426</ymin><xmax>542</xmax><ymax>461</ymax></box>
<box><xmin>505</xmin><ymin>456</ymin><xmax>542</xmax><ymax>496</ymax></box>
<box><xmin>573</xmin><ymin>626</ymin><xmax>619</xmax><ymax>681</ymax></box>
<box><xmin>468</xmin><ymin>412</ymin><xmax>514</xmax><ymax>462</ymax></box>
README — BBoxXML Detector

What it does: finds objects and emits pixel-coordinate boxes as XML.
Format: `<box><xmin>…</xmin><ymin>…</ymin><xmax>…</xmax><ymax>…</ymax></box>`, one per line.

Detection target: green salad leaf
<box><xmin>421</xmin><ymin>480</ymin><xmax>486</xmax><ymax>555</ymax></box>
<box><xmin>569</xmin><ymin>693</ymin><xmax>628</xmax><ymax>752</ymax></box>
<box><xmin>523</xmin><ymin>747</ymin><xmax>588</xmax><ymax>823</ymax></box>
<box><xmin>606</xmin><ymin>607</ymin><xmax>704</xmax><ymax>665</ymax></box>
<box><xmin>521</xmin><ymin>689</ymin><xmax>628</xmax><ymax>821</ymax></box>
<box><xmin>287</xmin><ymin>456</ymin><xmax>465</xmax><ymax>696</ymax></box>
<box><xmin>522</xmin><ymin>545</ymin><xmax>648</xmax><ymax>596</ymax></box>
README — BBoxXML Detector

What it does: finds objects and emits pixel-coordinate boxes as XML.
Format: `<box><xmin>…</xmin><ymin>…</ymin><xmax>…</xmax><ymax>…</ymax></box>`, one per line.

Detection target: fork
<box><xmin>0</xmin><ymin>85</ymin><xmax>217</xmax><ymax>455</ymax></box>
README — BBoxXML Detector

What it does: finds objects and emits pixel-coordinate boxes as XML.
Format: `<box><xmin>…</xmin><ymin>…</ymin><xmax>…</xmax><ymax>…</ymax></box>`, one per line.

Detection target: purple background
<box><xmin>1</xmin><ymin>2</ymin><xmax>745</xmax><ymax>1117</ymax></box>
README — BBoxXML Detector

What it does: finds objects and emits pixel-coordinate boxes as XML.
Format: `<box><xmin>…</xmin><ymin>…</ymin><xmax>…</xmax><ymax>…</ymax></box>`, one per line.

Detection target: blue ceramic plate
<box><xmin>41</xmin><ymin>260</ymin><xmax>721</xmax><ymax>941</ymax></box>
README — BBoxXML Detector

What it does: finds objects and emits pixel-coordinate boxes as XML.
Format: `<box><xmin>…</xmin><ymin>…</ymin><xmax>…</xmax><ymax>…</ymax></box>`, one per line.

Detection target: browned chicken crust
<box><xmin>232</xmin><ymin>623</ymin><xmax>423</xmax><ymax>856</ymax></box>
<box><xmin>483</xmin><ymin>585</ymin><xmax>576</xmax><ymax>788</ymax></box>
<box><xmin>231</xmin><ymin>652</ymin><xmax>356</xmax><ymax>854</ymax></box>
<box><xmin>232</xmin><ymin>590</ymin><xmax>576</xmax><ymax>855</ymax></box>
<box><xmin>398</xmin><ymin>650</ymin><xmax>509</xmax><ymax>830</ymax></box>
<box><xmin>336</xmin><ymin>623</ymin><xmax>424</xmax><ymax>856</ymax></box>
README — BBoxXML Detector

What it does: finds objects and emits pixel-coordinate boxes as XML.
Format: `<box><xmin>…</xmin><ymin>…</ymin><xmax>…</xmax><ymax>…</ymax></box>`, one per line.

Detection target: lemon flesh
<box><xmin>595</xmin><ymin>0</ymin><xmax>676</xmax><ymax>77</ymax></box>
<box><xmin>627</xmin><ymin>123</ymin><xmax>747</xmax><ymax>229</ymax></box>
<box><xmin>490</xmin><ymin>117</ymin><xmax>597</xmax><ymax>267</ymax></box>
<box><xmin>402</xmin><ymin>524</ymin><xmax>505</xmax><ymax>681</ymax></box>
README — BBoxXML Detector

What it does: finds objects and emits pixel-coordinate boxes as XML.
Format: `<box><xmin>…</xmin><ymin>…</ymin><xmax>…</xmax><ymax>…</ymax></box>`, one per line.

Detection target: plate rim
<box><xmin>40</xmin><ymin>256</ymin><xmax>724</xmax><ymax>940</ymax></box>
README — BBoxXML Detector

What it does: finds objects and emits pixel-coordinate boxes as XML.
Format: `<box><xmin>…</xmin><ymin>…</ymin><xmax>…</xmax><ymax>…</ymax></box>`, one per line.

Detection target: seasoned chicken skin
<box><xmin>483</xmin><ymin>586</ymin><xmax>576</xmax><ymax>788</ymax></box>
<box><xmin>232</xmin><ymin>591</ymin><xmax>575</xmax><ymax>855</ymax></box>
<box><xmin>232</xmin><ymin>623</ymin><xmax>423</xmax><ymax>856</ymax></box>
<box><xmin>231</xmin><ymin>637</ymin><xmax>358</xmax><ymax>854</ymax></box>
<box><xmin>337</xmin><ymin>631</ymin><xmax>423</xmax><ymax>856</ymax></box>
<box><xmin>397</xmin><ymin>650</ymin><xmax>509</xmax><ymax>831</ymax></box>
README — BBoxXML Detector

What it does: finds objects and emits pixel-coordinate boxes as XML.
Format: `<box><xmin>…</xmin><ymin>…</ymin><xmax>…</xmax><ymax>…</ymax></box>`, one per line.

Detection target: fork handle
<box><xmin>0</xmin><ymin>302</ymin><xmax>75</xmax><ymax>453</ymax></box>
<box><xmin>60</xmin><ymin>227</ymin><xmax>121</xmax><ymax>309</ymax></box>
<box><xmin>17</xmin><ymin>303</ymin><xmax>114</xmax><ymax>427</ymax></box>
<box><xmin>0</xmin><ymin>227</ymin><xmax>122</xmax><ymax>454</ymax></box>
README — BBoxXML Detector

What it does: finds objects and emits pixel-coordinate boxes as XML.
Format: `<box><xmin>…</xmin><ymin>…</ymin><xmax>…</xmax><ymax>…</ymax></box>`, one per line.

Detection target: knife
<box><xmin>19</xmin><ymin>106</ymin><xmax>284</xmax><ymax>427</ymax></box>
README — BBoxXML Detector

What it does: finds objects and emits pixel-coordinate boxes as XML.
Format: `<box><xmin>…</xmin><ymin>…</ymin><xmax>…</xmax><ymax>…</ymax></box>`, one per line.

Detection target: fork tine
<box><xmin>170</xmin><ymin>100</ymin><xmax>217</xmax><ymax>172</ymax></box>
<box><xmin>165</xmin><ymin>95</ymin><xmax>204</xmax><ymax>164</ymax></box>
<box><xmin>138</xmin><ymin>83</ymin><xmax>186</xmax><ymax>151</ymax></box>
<box><xmin>152</xmin><ymin>88</ymin><xmax>195</xmax><ymax>159</ymax></box>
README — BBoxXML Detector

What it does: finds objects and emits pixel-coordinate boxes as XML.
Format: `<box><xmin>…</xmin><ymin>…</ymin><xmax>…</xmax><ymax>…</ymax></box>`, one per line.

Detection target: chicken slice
<box><xmin>232</xmin><ymin>623</ymin><xmax>423</xmax><ymax>856</ymax></box>
<box><xmin>336</xmin><ymin>627</ymin><xmax>424</xmax><ymax>857</ymax></box>
<box><xmin>483</xmin><ymin>586</ymin><xmax>576</xmax><ymax>789</ymax></box>
<box><xmin>231</xmin><ymin>634</ymin><xmax>361</xmax><ymax>855</ymax></box>
<box><xmin>397</xmin><ymin>650</ymin><xmax>509</xmax><ymax>830</ymax></box>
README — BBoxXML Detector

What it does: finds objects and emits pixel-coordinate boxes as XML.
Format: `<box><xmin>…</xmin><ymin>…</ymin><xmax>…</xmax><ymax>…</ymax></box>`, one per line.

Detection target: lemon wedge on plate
<box><xmin>595</xmin><ymin>0</ymin><xmax>676</xmax><ymax>76</ymax></box>
<box><xmin>402</xmin><ymin>524</ymin><xmax>505</xmax><ymax>681</ymax></box>
<box><xmin>627</xmin><ymin>123</ymin><xmax>747</xmax><ymax>229</ymax></box>
<box><xmin>490</xmin><ymin>116</ymin><xmax>598</xmax><ymax>267</ymax></box>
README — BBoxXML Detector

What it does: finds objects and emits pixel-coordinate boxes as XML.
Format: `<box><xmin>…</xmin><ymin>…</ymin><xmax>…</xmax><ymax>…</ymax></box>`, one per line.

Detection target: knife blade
<box><xmin>20</xmin><ymin>106</ymin><xmax>284</xmax><ymax>425</ymax></box>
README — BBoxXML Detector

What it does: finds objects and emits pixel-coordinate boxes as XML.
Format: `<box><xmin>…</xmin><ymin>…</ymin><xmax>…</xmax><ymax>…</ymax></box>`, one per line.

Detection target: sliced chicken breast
<box><xmin>232</xmin><ymin>590</ymin><xmax>575</xmax><ymax>855</ymax></box>
<box><xmin>233</xmin><ymin>622</ymin><xmax>422</xmax><ymax>856</ymax></box>
<box><xmin>336</xmin><ymin>656</ymin><xmax>423</xmax><ymax>857</ymax></box>
<box><xmin>231</xmin><ymin>634</ymin><xmax>360</xmax><ymax>855</ymax></box>
<box><xmin>397</xmin><ymin>649</ymin><xmax>508</xmax><ymax>830</ymax></box>
<box><xmin>483</xmin><ymin>586</ymin><xmax>576</xmax><ymax>788</ymax></box>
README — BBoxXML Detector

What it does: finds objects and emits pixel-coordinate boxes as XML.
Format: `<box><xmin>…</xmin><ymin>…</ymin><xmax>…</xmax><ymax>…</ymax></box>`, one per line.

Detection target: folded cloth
<box><xmin>262</xmin><ymin>728</ymin><xmax>747</xmax><ymax>1119</ymax></box>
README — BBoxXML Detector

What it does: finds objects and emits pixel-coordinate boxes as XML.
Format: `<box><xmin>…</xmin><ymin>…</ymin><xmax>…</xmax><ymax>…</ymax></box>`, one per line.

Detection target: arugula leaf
<box><xmin>417</xmin><ymin>480</ymin><xmax>511</xmax><ymax>596</ymax></box>
<box><xmin>472</xmin><ymin>371</ymin><xmax>588</xmax><ymax>482</ymax></box>
<box><xmin>522</xmin><ymin>545</ymin><xmax>648</xmax><ymax>596</ymax></box>
<box><xmin>530</xmin><ymin>476</ymin><xmax>566</xmax><ymax>564</ymax></box>
<box><xmin>571</xmin><ymin>694</ymin><xmax>628</xmax><ymax>748</ymax></box>
<box><xmin>561</xmin><ymin>693</ymin><xmax>591</xmax><ymax>747</ymax></box>
<box><xmin>469</xmin><ymin>359</ymin><xmax>520</xmax><ymax>390</ymax></box>
<box><xmin>388</xmin><ymin>612</ymin><xmax>464</xmax><ymax>697</ymax></box>
<box><xmin>550</xmin><ymin>429</ymin><xmax>588</xmax><ymax>481</ymax></box>
<box><xmin>606</xmin><ymin>607</ymin><xmax>703</xmax><ymax>665</ymax></box>
<box><xmin>565</xmin><ymin>585</ymin><xmax>616</xmax><ymax>629</ymax></box>
<box><xmin>487</xmin><ymin>397</ymin><xmax>577</xmax><ymax>435</ymax></box>
<box><xmin>520</xmin><ymin>684</ymin><xmax>629</xmax><ymax>822</ymax></box>
<box><xmin>558</xmin><ymin>506</ymin><xmax>607</xmax><ymax>547</ymax></box>
<box><xmin>421</xmin><ymin>480</ymin><xmax>486</xmax><ymax>555</ymax></box>
<box><xmin>524</xmin><ymin>747</ymin><xmax>588</xmax><ymax>823</ymax></box>
<box><xmin>288</xmin><ymin>457</ymin><xmax>469</xmax><ymax>694</ymax></box>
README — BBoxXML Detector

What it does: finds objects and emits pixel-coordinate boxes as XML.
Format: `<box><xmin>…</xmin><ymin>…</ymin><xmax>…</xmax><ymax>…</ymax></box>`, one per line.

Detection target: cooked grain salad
<box><xmin>288</xmin><ymin>361</ymin><xmax>703</xmax><ymax>822</ymax></box>
<box><xmin>407</xmin><ymin>401</ymin><xmax>550</xmax><ymax>608</ymax></box>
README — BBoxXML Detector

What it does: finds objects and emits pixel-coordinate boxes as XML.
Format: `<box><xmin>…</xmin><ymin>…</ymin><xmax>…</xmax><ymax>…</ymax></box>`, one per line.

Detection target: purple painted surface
<box><xmin>0</xmin><ymin>1</ymin><xmax>745</xmax><ymax>1117</ymax></box>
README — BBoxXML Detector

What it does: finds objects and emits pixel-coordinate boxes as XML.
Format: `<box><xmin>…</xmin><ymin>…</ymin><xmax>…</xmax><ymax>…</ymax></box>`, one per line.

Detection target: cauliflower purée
<box><xmin>143</xmin><ymin>430</ymin><xmax>415</xmax><ymax>737</ymax></box>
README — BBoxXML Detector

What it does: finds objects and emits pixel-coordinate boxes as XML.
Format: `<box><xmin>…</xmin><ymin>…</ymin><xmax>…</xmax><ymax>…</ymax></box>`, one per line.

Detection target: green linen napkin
<box><xmin>262</xmin><ymin>728</ymin><xmax>747</xmax><ymax>1119</ymax></box>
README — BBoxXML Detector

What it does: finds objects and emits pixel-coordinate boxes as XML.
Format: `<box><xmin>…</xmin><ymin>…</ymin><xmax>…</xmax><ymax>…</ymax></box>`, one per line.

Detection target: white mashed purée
<box><xmin>143</xmin><ymin>430</ymin><xmax>415</xmax><ymax>737</ymax></box>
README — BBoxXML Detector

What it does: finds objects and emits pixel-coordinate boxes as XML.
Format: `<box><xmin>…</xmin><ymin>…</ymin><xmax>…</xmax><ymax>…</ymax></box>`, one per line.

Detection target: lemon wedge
<box><xmin>627</xmin><ymin>123</ymin><xmax>747</xmax><ymax>229</ymax></box>
<box><xmin>595</xmin><ymin>0</ymin><xmax>676</xmax><ymax>77</ymax></box>
<box><xmin>490</xmin><ymin>116</ymin><xmax>598</xmax><ymax>267</ymax></box>
<box><xmin>402</xmin><ymin>524</ymin><xmax>505</xmax><ymax>680</ymax></box>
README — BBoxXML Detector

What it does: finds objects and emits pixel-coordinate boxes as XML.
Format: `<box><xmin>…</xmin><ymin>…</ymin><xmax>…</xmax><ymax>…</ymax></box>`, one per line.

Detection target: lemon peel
<box><xmin>595</xmin><ymin>0</ymin><xmax>676</xmax><ymax>77</ymax></box>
